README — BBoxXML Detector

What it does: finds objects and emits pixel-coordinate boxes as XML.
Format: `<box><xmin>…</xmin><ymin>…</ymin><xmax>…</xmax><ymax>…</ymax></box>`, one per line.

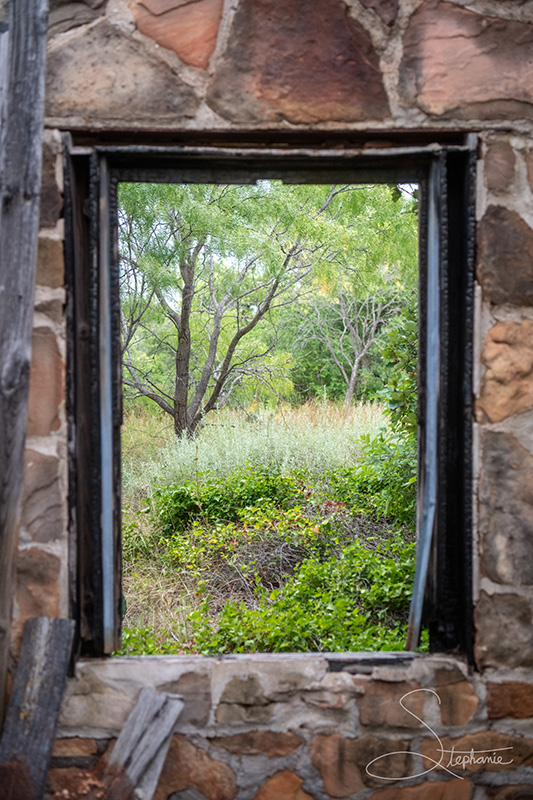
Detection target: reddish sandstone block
<box><xmin>477</xmin><ymin>206</ymin><xmax>533</xmax><ymax>306</ymax></box>
<box><xmin>13</xmin><ymin>548</ymin><xmax>61</xmax><ymax>651</ymax></box>
<box><xmin>27</xmin><ymin>326</ymin><xmax>64</xmax><ymax>437</ymax></box>
<box><xmin>207</xmin><ymin>0</ymin><xmax>390</xmax><ymax>124</ymax></box>
<box><xmin>311</xmin><ymin>733</ymin><xmax>411</xmax><ymax>795</ymax></box>
<box><xmin>252</xmin><ymin>770</ymin><xmax>312</xmax><ymax>800</ymax></box>
<box><xmin>154</xmin><ymin>735</ymin><xmax>237</xmax><ymax>800</ymax></box>
<box><xmin>212</xmin><ymin>730</ymin><xmax>302</xmax><ymax>758</ymax></box>
<box><xmin>371</xmin><ymin>778</ymin><xmax>472</xmax><ymax>800</ymax></box>
<box><xmin>52</xmin><ymin>738</ymin><xmax>100</xmax><ymax>757</ymax></box>
<box><xmin>401</xmin><ymin>1</ymin><xmax>533</xmax><ymax>120</ymax></box>
<box><xmin>355</xmin><ymin>680</ymin><xmax>424</xmax><ymax>728</ymax></box>
<box><xmin>131</xmin><ymin>0</ymin><xmax>224</xmax><ymax>70</ymax></box>
<box><xmin>478</xmin><ymin>321</ymin><xmax>533</xmax><ymax>423</ymax></box>
<box><xmin>484</xmin><ymin>141</ymin><xmax>516</xmax><ymax>192</ymax></box>
<box><xmin>486</xmin><ymin>682</ymin><xmax>533</xmax><ymax>720</ymax></box>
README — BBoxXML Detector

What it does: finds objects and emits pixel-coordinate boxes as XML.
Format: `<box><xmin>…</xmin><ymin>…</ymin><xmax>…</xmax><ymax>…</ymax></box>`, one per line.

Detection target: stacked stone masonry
<box><xmin>11</xmin><ymin>0</ymin><xmax>533</xmax><ymax>796</ymax></box>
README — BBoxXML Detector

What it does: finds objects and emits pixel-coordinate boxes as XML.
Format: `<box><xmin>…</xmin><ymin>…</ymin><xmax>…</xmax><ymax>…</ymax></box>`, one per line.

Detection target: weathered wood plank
<box><xmin>0</xmin><ymin>618</ymin><xmax>74</xmax><ymax>799</ymax></box>
<box><xmin>0</xmin><ymin>0</ymin><xmax>48</xmax><ymax>719</ymax></box>
<box><xmin>100</xmin><ymin>688</ymin><xmax>184</xmax><ymax>800</ymax></box>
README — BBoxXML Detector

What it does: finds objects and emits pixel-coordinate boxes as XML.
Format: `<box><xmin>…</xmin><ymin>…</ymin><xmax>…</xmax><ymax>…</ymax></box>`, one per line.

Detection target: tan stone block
<box><xmin>52</xmin><ymin>738</ymin><xmax>100</xmax><ymax>757</ymax></box>
<box><xmin>46</xmin><ymin>20</ymin><xmax>198</xmax><ymax>125</ymax></box>
<box><xmin>252</xmin><ymin>770</ymin><xmax>312</xmax><ymax>800</ymax></box>
<box><xmin>478</xmin><ymin>431</ymin><xmax>533</xmax><ymax>586</ymax></box>
<box><xmin>47</xmin><ymin>767</ymin><xmax>105</xmax><ymax>796</ymax></box>
<box><xmin>355</xmin><ymin>680</ymin><xmax>424</xmax><ymax>728</ymax></box>
<box><xmin>49</xmin><ymin>0</ymin><xmax>102</xmax><ymax>37</ymax></box>
<box><xmin>401</xmin><ymin>2</ymin><xmax>533</xmax><ymax>120</ymax></box>
<box><xmin>360</xmin><ymin>0</ymin><xmax>398</xmax><ymax>26</ymax></box>
<box><xmin>158</xmin><ymin>671</ymin><xmax>211</xmax><ymax>727</ymax></box>
<box><xmin>131</xmin><ymin>0</ymin><xmax>223</xmax><ymax>70</ymax></box>
<box><xmin>484</xmin><ymin>141</ymin><xmax>516</xmax><ymax>192</ymax></box>
<box><xmin>486</xmin><ymin>681</ymin><xmax>533</xmax><ymax>719</ymax></box>
<box><xmin>154</xmin><ymin>735</ymin><xmax>237</xmax><ymax>800</ymax></box>
<box><xmin>27</xmin><ymin>326</ymin><xmax>64</xmax><ymax>437</ymax></box>
<box><xmin>311</xmin><ymin>733</ymin><xmax>410</xmax><ymax>795</ymax></box>
<box><xmin>212</xmin><ymin>730</ymin><xmax>302</xmax><ymax>758</ymax></box>
<box><xmin>207</xmin><ymin>0</ymin><xmax>389</xmax><ymax>124</ymax></box>
<box><xmin>36</xmin><ymin>235</ymin><xmax>64</xmax><ymax>289</ymax></box>
<box><xmin>434</xmin><ymin>667</ymin><xmax>479</xmax><ymax>726</ymax></box>
<box><xmin>477</xmin><ymin>206</ymin><xmax>533</xmax><ymax>307</ymax></box>
<box><xmin>421</xmin><ymin>732</ymin><xmax>533</xmax><ymax>774</ymax></box>
<box><xmin>475</xmin><ymin>591</ymin><xmax>533</xmax><ymax>670</ymax></box>
<box><xmin>372</xmin><ymin>779</ymin><xmax>471</xmax><ymax>800</ymax></box>
<box><xmin>21</xmin><ymin>449</ymin><xmax>64</xmax><ymax>544</ymax></box>
<box><xmin>216</xmin><ymin>674</ymin><xmax>274</xmax><ymax>724</ymax></box>
<box><xmin>478</xmin><ymin>321</ymin><xmax>533</xmax><ymax>423</ymax></box>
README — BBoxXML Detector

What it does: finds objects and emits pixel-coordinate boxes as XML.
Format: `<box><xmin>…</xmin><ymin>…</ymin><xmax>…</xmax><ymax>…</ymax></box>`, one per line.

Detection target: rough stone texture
<box><xmin>355</xmin><ymin>680</ymin><xmax>424</xmax><ymax>728</ymax></box>
<box><xmin>477</xmin><ymin>206</ymin><xmax>533</xmax><ymax>306</ymax></box>
<box><xmin>27</xmin><ymin>326</ymin><xmax>64</xmax><ymax>437</ymax></box>
<box><xmin>131</xmin><ymin>0</ymin><xmax>224</xmax><ymax>70</ymax></box>
<box><xmin>154</xmin><ymin>735</ymin><xmax>237</xmax><ymax>800</ymax></box>
<box><xmin>49</xmin><ymin>1</ymin><xmax>102</xmax><ymax>37</ymax></box>
<box><xmin>475</xmin><ymin>591</ymin><xmax>533</xmax><ymax>670</ymax></box>
<box><xmin>158</xmin><ymin>672</ymin><xmax>211</xmax><ymax>727</ymax></box>
<box><xmin>35</xmin><ymin>295</ymin><xmax>65</xmax><ymax>327</ymax></box>
<box><xmin>478</xmin><ymin>431</ymin><xmax>533</xmax><ymax>585</ymax></box>
<box><xmin>207</xmin><ymin>0</ymin><xmax>390</xmax><ymax>124</ymax></box>
<box><xmin>20</xmin><ymin>449</ymin><xmax>64</xmax><ymax>543</ymax></box>
<box><xmin>478</xmin><ymin>321</ymin><xmax>533</xmax><ymax>423</ymax></box>
<box><xmin>400</xmin><ymin>1</ymin><xmax>533</xmax><ymax>119</ymax></box>
<box><xmin>14</xmin><ymin>548</ymin><xmax>61</xmax><ymax>644</ymax></box>
<box><xmin>486</xmin><ymin>787</ymin><xmax>533</xmax><ymax>800</ymax></box>
<box><xmin>371</xmin><ymin>779</ymin><xmax>472</xmax><ymax>800</ymax></box>
<box><xmin>52</xmin><ymin>738</ymin><xmax>99</xmax><ymax>757</ymax></box>
<box><xmin>525</xmin><ymin>149</ymin><xmax>533</xmax><ymax>192</ymax></box>
<box><xmin>421</xmin><ymin>731</ymin><xmax>532</xmax><ymax>773</ymax></box>
<box><xmin>46</xmin><ymin>20</ymin><xmax>198</xmax><ymax>125</ymax></box>
<box><xmin>36</xmin><ymin>235</ymin><xmax>64</xmax><ymax>289</ymax></box>
<box><xmin>40</xmin><ymin>139</ymin><xmax>63</xmax><ymax>227</ymax></box>
<box><xmin>360</xmin><ymin>0</ymin><xmax>399</xmax><ymax>26</ymax></box>
<box><xmin>216</xmin><ymin>675</ymin><xmax>274</xmax><ymax>724</ymax></box>
<box><xmin>311</xmin><ymin>733</ymin><xmax>410</xmax><ymax>795</ymax></box>
<box><xmin>486</xmin><ymin>681</ymin><xmax>533</xmax><ymax>719</ymax></box>
<box><xmin>212</xmin><ymin>731</ymin><xmax>302</xmax><ymax>758</ymax></box>
<box><xmin>252</xmin><ymin>770</ymin><xmax>312</xmax><ymax>800</ymax></box>
<box><xmin>434</xmin><ymin>667</ymin><xmax>479</xmax><ymax>726</ymax></box>
<box><xmin>484</xmin><ymin>141</ymin><xmax>516</xmax><ymax>192</ymax></box>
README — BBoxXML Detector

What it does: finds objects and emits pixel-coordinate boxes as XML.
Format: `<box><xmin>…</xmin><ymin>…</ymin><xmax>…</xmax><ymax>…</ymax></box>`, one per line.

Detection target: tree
<box><xmin>119</xmin><ymin>182</ymin><xmax>418</xmax><ymax>435</ymax></box>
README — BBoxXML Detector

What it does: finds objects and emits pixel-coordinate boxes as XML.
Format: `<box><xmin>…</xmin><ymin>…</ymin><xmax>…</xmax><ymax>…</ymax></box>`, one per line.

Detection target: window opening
<box><xmin>64</xmin><ymin>142</ymin><xmax>475</xmax><ymax>662</ymax></box>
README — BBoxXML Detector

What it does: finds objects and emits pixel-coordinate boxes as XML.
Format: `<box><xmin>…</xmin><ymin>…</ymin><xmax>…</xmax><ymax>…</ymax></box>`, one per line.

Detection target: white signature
<box><xmin>365</xmin><ymin>689</ymin><xmax>514</xmax><ymax>781</ymax></box>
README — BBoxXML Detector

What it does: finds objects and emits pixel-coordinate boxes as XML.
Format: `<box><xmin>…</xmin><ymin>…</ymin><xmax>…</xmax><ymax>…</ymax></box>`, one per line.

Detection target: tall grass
<box><xmin>122</xmin><ymin>400</ymin><xmax>387</xmax><ymax>501</ymax></box>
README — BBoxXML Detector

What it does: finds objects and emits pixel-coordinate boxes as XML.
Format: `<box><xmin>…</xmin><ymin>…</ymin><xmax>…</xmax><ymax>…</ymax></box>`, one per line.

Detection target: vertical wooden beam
<box><xmin>0</xmin><ymin>618</ymin><xmax>74</xmax><ymax>799</ymax></box>
<box><xmin>0</xmin><ymin>0</ymin><xmax>48</xmax><ymax>720</ymax></box>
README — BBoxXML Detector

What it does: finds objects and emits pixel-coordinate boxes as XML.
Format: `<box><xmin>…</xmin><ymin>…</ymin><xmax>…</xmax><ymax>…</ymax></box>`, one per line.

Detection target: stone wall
<box><xmin>13</xmin><ymin>0</ymin><xmax>533</xmax><ymax>797</ymax></box>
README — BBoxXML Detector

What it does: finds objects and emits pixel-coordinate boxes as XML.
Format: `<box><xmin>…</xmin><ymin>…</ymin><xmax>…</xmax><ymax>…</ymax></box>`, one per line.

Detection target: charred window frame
<box><xmin>63</xmin><ymin>139</ymin><xmax>476</xmax><ymax>662</ymax></box>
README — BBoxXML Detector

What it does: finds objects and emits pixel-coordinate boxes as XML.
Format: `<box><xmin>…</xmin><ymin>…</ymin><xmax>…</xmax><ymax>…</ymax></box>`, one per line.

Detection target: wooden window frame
<box><xmin>63</xmin><ymin>136</ymin><xmax>476</xmax><ymax>662</ymax></box>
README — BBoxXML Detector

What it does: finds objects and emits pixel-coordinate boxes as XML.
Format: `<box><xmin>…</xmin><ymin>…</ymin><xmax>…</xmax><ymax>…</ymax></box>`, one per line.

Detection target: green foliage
<box><xmin>189</xmin><ymin>532</ymin><xmax>417</xmax><ymax>654</ymax></box>
<box><xmin>151</xmin><ymin>465</ymin><xmax>305</xmax><ymax>536</ymax></box>
<box><xmin>379</xmin><ymin>300</ymin><xmax>418</xmax><ymax>435</ymax></box>
<box><xmin>327</xmin><ymin>432</ymin><xmax>417</xmax><ymax>529</ymax></box>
